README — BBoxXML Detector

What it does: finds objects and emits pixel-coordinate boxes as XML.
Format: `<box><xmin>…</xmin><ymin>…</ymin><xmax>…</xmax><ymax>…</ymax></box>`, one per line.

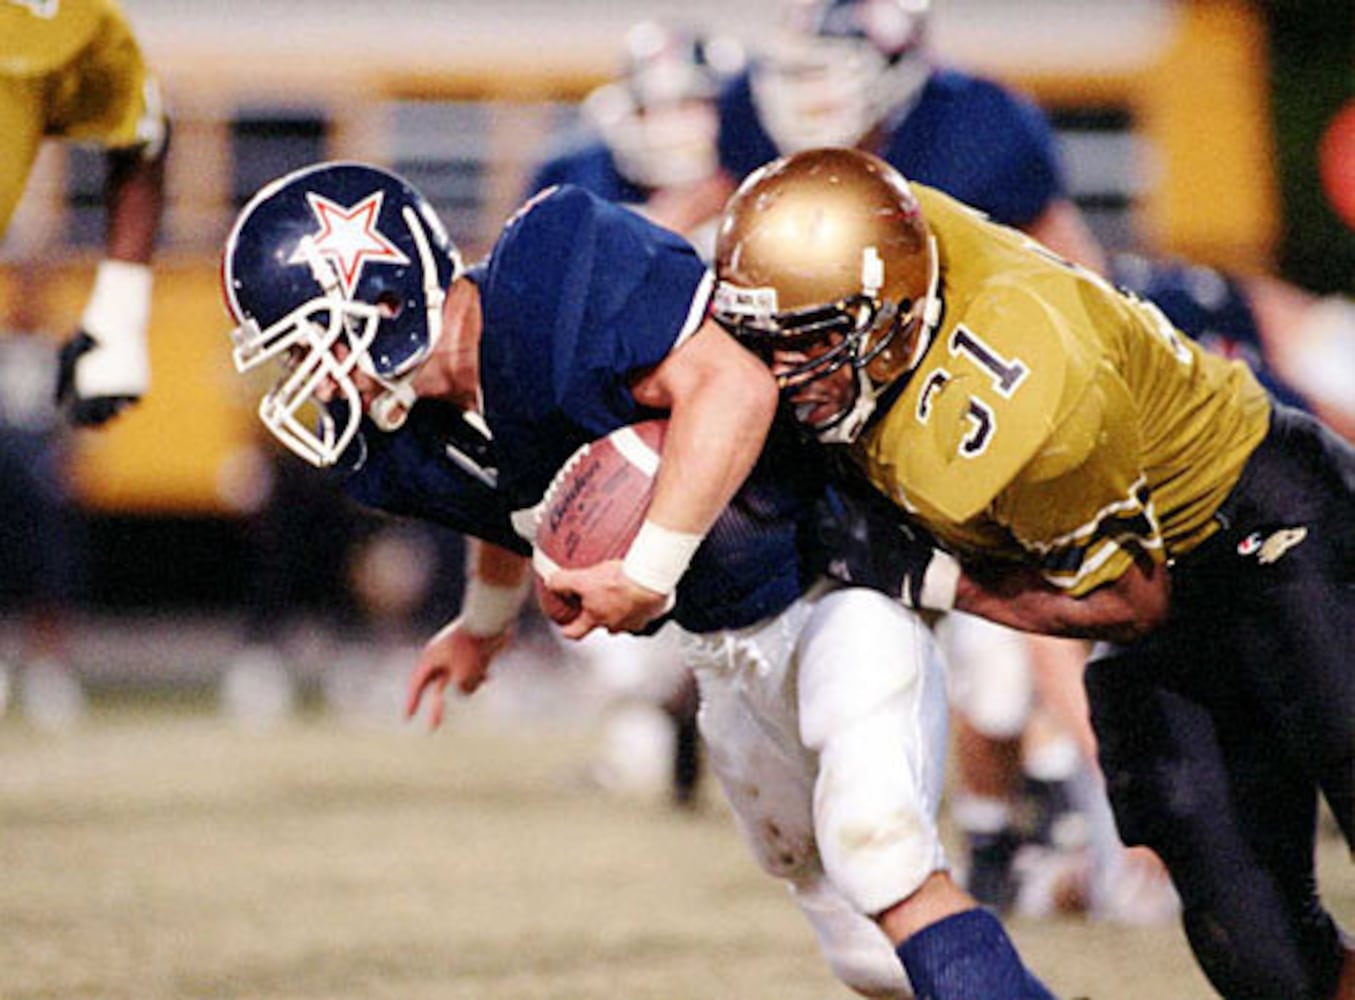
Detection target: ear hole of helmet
<box><xmin>374</xmin><ymin>289</ymin><xmax>405</xmax><ymax>320</ymax></box>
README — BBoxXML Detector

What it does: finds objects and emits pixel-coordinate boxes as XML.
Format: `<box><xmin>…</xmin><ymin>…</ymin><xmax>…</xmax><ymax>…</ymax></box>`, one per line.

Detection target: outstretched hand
<box><xmin>404</xmin><ymin>619</ymin><xmax>511</xmax><ymax>729</ymax></box>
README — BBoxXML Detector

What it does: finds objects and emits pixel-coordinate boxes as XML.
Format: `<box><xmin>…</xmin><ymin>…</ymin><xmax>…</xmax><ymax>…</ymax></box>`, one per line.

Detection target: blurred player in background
<box><xmin>0</xmin><ymin>332</ymin><xmax>87</xmax><ymax>727</ymax></box>
<box><xmin>0</xmin><ymin>0</ymin><xmax>168</xmax><ymax>720</ymax></box>
<box><xmin>713</xmin><ymin>147</ymin><xmax>1354</xmax><ymax>1000</ymax></box>
<box><xmin>524</xmin><ymin>21</ymin><xmax>747</xmax><ymax>808</ymax></box>
<box><xmin>717</xmin><ymin>0</ymin><xmax>1103</xmax><ymax>270</ymax></box>
<box><xmin>1112</xmin><ymin>255</ymin><xmax>1355</xmax><ymax>445</ymax></box>
<box><xmin>527</xmin><ymin>20</ymin><xmax>743</xmax><ymax>258</ymax></box>
<box><xmin>222</xmin><ymin>161</ymin><xmax>1062</xmax><ymax>999</ymax></box>
<box><xmin>1</xmin><ymin>0</ymin><xmax>169</xmax><ymax>426</ymax></box>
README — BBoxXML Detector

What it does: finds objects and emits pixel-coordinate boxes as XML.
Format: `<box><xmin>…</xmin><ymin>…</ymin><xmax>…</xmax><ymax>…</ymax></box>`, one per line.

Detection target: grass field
<box><xmin>1</xmin><ymin>696</ymin><xmax>1350</xmax><ymax>1000</ymax></box>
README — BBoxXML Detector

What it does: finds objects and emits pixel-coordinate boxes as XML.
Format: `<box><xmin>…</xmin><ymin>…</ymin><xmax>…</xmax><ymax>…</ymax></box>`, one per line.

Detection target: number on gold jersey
<box><xmin>950</xmin><ymin>326</ymin><xmax>1029</xmax><ymax>396</ymax></box>
<box><xmin>916</xmin><ymin>326</ymin><xmax>1029</xmax><ymax>458</ymax></box>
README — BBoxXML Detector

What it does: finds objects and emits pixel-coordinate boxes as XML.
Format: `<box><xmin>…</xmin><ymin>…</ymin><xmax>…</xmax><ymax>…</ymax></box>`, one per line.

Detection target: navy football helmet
<box><xmin>222</xmin><ymin>161</ymin><xmax>461</xmax><ymax>467</ymax></box>
<box><xmin>754</xmin><ymin>0</ymin><xmax>932</xmax><ymax>152</ymax></box>
<box><xmin>584</xmin><ymin>21</ymin><xmax>744</xmax><ymax>189</ymax></box>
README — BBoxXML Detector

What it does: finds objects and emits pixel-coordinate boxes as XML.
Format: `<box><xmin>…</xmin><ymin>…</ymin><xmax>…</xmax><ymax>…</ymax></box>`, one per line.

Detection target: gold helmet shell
<box><xmin>713</xmin><ymin>147</ymin><xmax>939</xmax><ymax>439</ymax></box>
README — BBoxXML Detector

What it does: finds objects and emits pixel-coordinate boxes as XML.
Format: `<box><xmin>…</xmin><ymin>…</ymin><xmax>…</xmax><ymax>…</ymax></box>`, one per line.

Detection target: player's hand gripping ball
<box><xmin>532</xmin><ymin>420</ymin><xmax>667</xmax><ymax>624</ymax></box>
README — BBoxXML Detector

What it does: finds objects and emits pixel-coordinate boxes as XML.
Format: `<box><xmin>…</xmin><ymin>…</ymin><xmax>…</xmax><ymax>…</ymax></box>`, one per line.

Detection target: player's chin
<box><xmin>793</xmin><ymin>396</ymin><xmax>840</xmax><ymax>428</ymax></box>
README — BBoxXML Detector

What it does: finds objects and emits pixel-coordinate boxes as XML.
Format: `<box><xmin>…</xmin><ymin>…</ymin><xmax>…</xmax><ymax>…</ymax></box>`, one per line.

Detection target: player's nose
<box><xmin>313</xmin><ymin>344</ymin><xmax>355</xmax><ymax>403</ymax></box>
<box><xmin>314</xmin><ymin>374</ymin><xmax>340</xmax><ymax>403</ymax></box>
<box><xmin>770</xmin><ymin>351</ymin><xmax>808</xmax><ymax>386</ymax></box>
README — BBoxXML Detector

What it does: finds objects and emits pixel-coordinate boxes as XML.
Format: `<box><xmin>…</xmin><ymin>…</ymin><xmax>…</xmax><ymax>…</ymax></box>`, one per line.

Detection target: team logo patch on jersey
<box><xmin>1237</xmin><ymin>526</ymin><xmax>1308</xmax><ymax>564</ymax></box>
<box><xmin>291</xmin><ymin>191</ymin><xmax>410</xmax><ymax>298</ymax></box>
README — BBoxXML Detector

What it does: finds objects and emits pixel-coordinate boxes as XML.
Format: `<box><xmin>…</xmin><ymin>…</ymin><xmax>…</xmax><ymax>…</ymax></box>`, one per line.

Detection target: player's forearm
<box><xmin>954</xmin><ymin>557</ymin><xmax>1168</xmax><ymax>645</ymax></box>
<box><xmin>621</xmin><ymin>327</ymin><xmax>776</xmax><ymax>600</ymax></box>
<box><xmin>104</xmin><ymin>132</ymin><xmax>168</xmax><ymax>264</ymax></box>
<box><xmin>469</xmin><ymin>538</ymin><xmax>530</xmax><ymax>587</ymax></box>
<box><xmin>460</xmin><ymin>540</ymin><xmax>531</xmax><ymax>637</ymax></box>
<box><xmin>641</xmin><ymin>325</ymin><xmax>779</xmax><ymax>536</ymax></box>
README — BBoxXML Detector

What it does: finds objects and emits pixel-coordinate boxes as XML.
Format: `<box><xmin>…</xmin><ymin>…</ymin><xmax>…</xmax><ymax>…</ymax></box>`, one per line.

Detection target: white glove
<box><xmin>55</xmin><ymin>259</ymin><xmax>152</xmax><ymax>426</ymax></box>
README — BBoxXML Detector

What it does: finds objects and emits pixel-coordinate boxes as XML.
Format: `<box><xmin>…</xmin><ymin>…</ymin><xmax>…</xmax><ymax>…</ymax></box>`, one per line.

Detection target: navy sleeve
<box><xmin>340</xmin><ymin>403</ymin><xmax>529</xmax><ymax>556</ymax></box>
<box><xmin>717</xmin><ymin>69</ymin><xmax>783</xmax><ymax>181</ymax></box>
<box><xmin>477</xmin><ymin>185</ymin><xmax>711</xmax><ymax>508</ymax></box>
<box><xmin>885</xmin><ymin>70</ymin><xmax>1066</xmax><ymax>228</ymax></box>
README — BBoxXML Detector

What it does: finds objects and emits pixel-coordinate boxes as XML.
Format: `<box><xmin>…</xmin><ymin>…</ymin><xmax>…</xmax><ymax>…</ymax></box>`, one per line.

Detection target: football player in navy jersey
<box><xmin>526</xmin><ymin>24</ymin><xmax>749</xmax><ymax>810</ymax></box>
<box><xmin>525</xmin><ymin>21</ymin><xmax>743</xmax><ymax>258</ymax></box>
<box><xmin>715</xmin><ymin>0</ymin><xmax>1103</xmax><ymax>271</ymax></box>
<box><xmin>222</xmin><ymin>161</ymin><xmax>1061</xmax><ymax>1000</ymax></box>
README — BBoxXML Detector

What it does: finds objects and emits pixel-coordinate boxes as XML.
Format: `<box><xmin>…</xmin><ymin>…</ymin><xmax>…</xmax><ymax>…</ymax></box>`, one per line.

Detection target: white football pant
<box><xmin>937</xmin><ymin>612</ymin><xmax>1034</xmax><ymax>741</ymax></box>
<box><xmin>681</xmin><ymin>580</ymin><xmax>950</xmax><ymax>999</ymax></box>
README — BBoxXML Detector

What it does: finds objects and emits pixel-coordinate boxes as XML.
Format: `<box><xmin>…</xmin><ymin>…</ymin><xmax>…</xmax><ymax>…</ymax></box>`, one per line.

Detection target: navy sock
<box><xmin>896</xmin><ymin>908</ymin><xmax>1057</xmax><ymax>1000</ymax></box>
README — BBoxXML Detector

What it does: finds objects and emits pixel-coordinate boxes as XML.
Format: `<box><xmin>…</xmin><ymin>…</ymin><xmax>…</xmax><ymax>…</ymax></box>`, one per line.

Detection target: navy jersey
<box><xmin>676</xmin><ymin>419</ymin><xmax>826</xmax><ymax>632</ymax></box>
<box><xmin>473</xmin><ymin>185</ymin><xmax>710</xmax><ymax>511</ymax></box>
<box><xmin>338</xmin><ymin>400</ymin><xmax>528</xmax><ymax>557</ymax></box>
<box><xmin>1111</xmin><ymin>254</ymin><xmax>1311</xmax><ymax>411</ymax></box>
<box><xmin>525</xmin><ymin>137</ymin><xmax>650</xmax><ymax>209</ymax></box>
<box><xmin>718</xmin><ymin>66</ymin><xmax>1065</xmax><ymax>229</ymax></box>
<box><xmin>341</xmin><ymin>186</ymin><xmax>888</xmax><ymax>634</ymax></box>
<box><xmin>473</xmin><ymin>184</ymin><xmax>829</xmax><ymax>632</ymax></box>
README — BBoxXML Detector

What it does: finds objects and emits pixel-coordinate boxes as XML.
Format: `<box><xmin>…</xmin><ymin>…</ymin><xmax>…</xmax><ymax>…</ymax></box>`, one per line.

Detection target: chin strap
<box><xmin>812</xmin><ymin>370</ymin><xmax>879</xmax><ymax>444</ymax></box>
<box><xmin>368</xmin><ymin>380</ymin><xmax>417</xmax><ymax>431</ymax></box>
<box><xmin>814</xmin><ymin>236</ymin><xmax>941</xmax><ymax>445</ymax></box>
<box><xmin>364</xmin><ymin>205</ymin><xmax>458</xmax><ymax>431</ymax></box>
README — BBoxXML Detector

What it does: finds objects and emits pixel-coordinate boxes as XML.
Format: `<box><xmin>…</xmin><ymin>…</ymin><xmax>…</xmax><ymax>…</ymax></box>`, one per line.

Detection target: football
<box><xmin>532</xmin><ymin>419</ymin><xmax>668</xmax><ymax>623</ymax></box>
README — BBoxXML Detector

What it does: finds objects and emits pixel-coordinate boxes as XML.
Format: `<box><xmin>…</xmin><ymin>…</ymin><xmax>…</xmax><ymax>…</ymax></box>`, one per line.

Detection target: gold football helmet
<box><xmin>713</xmin><ymin>147</ymin><xmax>940</xmax><ymax>442</ymax></box>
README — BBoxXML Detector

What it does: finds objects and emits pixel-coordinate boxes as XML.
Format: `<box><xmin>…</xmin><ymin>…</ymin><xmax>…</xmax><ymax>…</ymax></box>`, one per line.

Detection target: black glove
<box><xmin>55</xmin><ymin>260</ymin><xmax>153</xmax><ymax>428</ymax></box>
<box><xmin>814</xmin><ymin>482</ymin><xmax>957</xmax><ymax>610</ymax></box>
<box><xmin>54</xmin><ymin>331</ymin><xmax>141</xmax><ymax>427</ymax></box>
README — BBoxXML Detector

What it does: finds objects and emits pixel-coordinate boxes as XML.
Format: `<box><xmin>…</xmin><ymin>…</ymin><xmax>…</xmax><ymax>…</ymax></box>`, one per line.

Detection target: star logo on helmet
<box><xmin>292</xmin><ymin>191</ymin><xmax>410</xmax><ymax>298</ymax></box>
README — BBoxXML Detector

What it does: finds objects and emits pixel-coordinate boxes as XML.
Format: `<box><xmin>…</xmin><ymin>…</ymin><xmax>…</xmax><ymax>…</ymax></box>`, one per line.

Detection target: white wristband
<box><xmin>459</xmin><ymin>575</ymin><xmax>530</xmax><ymax>637</ymax></box>
<box><xmin>79</xmin><ymin>259</ymin><xmax>153</xmax><ymax>397</ymax></box>
<box><xmin>621</xmin><ymin>520</ymin><xmax>704</xmax><ymax>596</ymax></box>
<box><xmin>918</xmin><ymin>550</ymin><xmax>961</xmax><ymax>611</ymax></box>
<box><xmin>83</xmin><ymin>259</ymin><xmax>153</xmax><ymax>344</ymax></box>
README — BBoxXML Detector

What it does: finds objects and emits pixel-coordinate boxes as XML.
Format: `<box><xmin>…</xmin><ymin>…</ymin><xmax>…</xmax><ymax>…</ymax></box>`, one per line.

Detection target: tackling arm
<box><xmin>814</xmin><ymin>485</ymin><xmax>1169</xmax><ymax>644</ymax></box>
<box><xmin>954</xmin><ymin>553</ymin><xmax>1169</xmax><ymax>645</ymax></box>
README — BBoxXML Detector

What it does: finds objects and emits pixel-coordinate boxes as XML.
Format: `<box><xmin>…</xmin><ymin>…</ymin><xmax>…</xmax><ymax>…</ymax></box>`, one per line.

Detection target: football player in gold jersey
<box><xmin>0</xmin><ymin>0</ymin><xmax>169</xmax><ymax>426</ymax></box>
<box><xmin>713</xmin><ymin>148</ymin><xmax>1354</xmax><ymax>1000</ymax></box>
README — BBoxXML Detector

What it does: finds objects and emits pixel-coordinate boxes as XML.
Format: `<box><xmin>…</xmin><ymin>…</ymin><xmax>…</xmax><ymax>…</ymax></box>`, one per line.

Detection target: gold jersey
<box><xmin>857</xmin><ymin>185</ymin><xmax>1271</xmax><ymax>596</ymax></box>
<box><xmin>0</xmin><ymin>0</ymin><xmax>164</xmax><ymax>234</ymax></box>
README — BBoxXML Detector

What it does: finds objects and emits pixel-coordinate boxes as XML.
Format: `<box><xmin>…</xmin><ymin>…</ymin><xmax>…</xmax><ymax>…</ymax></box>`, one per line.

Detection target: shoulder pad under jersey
<box><xmin>871</xmin><ymin>275</ymin><xmax>1082</xmax><ymax>523</ymax></box>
